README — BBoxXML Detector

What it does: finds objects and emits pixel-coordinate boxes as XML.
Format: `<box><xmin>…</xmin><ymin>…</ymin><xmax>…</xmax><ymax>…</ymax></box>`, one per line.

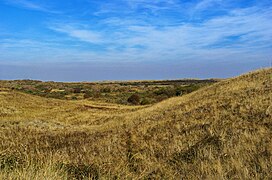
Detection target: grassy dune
<box><xmin>0</xmin><ymin>68</ymin><xmax>271</xmax><ymax>179</ymax></box>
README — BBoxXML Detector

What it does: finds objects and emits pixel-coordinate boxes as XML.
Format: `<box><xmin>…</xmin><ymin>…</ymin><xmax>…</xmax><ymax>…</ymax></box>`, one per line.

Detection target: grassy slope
<box><xmin>0</xmin><ymin>68</ymin><xmax>271</xmax><ymax>179</ymax></box>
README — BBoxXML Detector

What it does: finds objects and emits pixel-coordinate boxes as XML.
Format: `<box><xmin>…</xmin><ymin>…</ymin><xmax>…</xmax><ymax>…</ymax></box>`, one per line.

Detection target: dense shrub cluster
<box><xmin>1</xmin><ymin>80</ymin><xmax>212</xmax><ymax>105</ymax></box>
<box><xmin>128</xmin><ymin>94</ymin><xmax>140</xmax><ymax>105</ymax></box>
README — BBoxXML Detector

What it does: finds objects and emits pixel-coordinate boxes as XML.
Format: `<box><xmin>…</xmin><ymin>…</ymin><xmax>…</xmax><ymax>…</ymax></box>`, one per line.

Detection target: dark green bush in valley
<box><xmin>128</xmin><ymin>94</ymin><xmax>140</xmax><ymax>105</ymax></box>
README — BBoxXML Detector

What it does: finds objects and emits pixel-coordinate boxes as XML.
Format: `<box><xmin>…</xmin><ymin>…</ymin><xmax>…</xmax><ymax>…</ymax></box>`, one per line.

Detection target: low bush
<box><xmin>128</xmin><ymin>94</ymin><xmax>140</xmax><ymax>105</ymax></box>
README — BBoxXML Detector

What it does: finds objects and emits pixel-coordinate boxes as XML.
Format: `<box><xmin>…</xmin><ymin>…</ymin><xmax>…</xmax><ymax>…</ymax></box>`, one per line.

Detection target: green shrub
<box><xmin>83</xmin><ymin>91</ymin><xmax>93</xmax><ymax>99</ymax></box>
<box><xmin>153</xmin><ymin>87</ymin><xmax>176</xmax><ymax>97</ymax></box>
<box><xmin>101</xmin><ymin>87</ymin><xmax>111</xmax><ymax>93</ymax></box>
<box><xmin>73</xmin><ymin>88</ymin><xmax>82</xmax><ymax>93</ymax></box>
<box><xmin>140</xmin><ymin>98</ymin><xmax>151</xmax><ymax>105</ymax></box>
<box><xmin>128</xmin><ymin>94</ymin><xmax>140</xmax><ymax>105</ymax></box>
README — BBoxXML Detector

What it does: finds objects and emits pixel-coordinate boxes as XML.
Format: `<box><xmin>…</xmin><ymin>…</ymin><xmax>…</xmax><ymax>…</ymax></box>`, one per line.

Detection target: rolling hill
<box><xmin>0</xmin><ymin>68</ymin><xmax>271</xmax><ymax>179</ymax></box>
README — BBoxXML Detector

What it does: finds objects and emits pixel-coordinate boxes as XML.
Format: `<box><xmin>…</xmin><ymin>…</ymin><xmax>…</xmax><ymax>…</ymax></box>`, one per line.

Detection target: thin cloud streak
<box><xmin>194</xmin><ymin>0</ymin><xmax>223</xmax><ymax>11</ymax></box>
<box><xmin>50</xmin><ymin>25</ymin><xmax>103</xmax><ymax>44</ymax></box>
<box><xmin>3</xmin><ymin>0</ymin><xmax>59</xmax><ymax>13</ymax></box>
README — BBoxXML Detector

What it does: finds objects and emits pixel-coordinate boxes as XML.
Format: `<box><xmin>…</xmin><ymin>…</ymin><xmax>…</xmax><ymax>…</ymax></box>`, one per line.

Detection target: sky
<box><xmin>0</xmin><ymin>0</ymin><xmax>271</xmax><ymax>81</ymax></box>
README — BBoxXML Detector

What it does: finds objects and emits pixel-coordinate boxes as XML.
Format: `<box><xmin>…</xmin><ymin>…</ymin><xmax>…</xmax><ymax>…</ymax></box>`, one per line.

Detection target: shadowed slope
<box><xmin>0</xmin><ymin>68</ymin><xmax>271</xmax><ymax>179</ymax></box>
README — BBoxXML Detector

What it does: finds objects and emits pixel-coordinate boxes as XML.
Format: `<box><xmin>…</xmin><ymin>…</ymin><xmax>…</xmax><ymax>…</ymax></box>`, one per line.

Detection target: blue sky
<box><xmin>0</xmin><ymin>0</ymin><xmax>271</xmax><ymax>81</ymax></box>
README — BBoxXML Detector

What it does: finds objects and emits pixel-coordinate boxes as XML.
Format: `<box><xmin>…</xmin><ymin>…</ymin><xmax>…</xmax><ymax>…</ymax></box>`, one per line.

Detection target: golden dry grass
<box><xmin>0</xmin><ymin>68</ymin><xmax>271</xmax><ymax>179</ymax></box>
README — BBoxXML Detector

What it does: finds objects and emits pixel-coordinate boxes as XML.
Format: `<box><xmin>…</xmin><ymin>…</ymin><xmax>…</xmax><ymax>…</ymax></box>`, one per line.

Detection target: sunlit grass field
<box><xmin>0</xmin><ymin>68</ymin><xmax>271</xmax><ymax>179</ymax></box>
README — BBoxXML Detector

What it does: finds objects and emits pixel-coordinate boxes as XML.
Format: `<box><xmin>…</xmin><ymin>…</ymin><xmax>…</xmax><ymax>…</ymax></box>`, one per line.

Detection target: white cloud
<box><xmin>44</xmin><ymin>5</ymin><xmax>272</xmax><ymax>63</ymax></box>
<box><xmin>49</xmin><ymin>25</ymin><xmax>103</xmax><ymax>44</ymax></box>
<box><xmin>194</xmin><ymin>0</ymin><xmax>223</xmax><ymax>11</ymax></box>
<box><xmin>2</xmin><ymin>1</ymin><xmax>271</xmax><ymax>65</ymax></box>
<box><xmin>125</xmin><ymin>0</ymin><xmax>179</xmax><ymax>10</ymax></box>
<box><xmin>93</xmin><ymin>0</ymin><xmax>180</xmax><ymax>16</ymax></box>
<box><xmin>3</xmin><ymin>0</ymin><xmax>58</xmax><ymax>13</ymax></box>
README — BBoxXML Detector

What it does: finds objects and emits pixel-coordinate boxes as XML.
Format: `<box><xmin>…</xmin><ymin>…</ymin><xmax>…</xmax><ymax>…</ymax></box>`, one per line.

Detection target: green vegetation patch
<box><xmin>0</xmin><ymin>79</ymin><xmax>217</xmax><ymax>105</ymax></box>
